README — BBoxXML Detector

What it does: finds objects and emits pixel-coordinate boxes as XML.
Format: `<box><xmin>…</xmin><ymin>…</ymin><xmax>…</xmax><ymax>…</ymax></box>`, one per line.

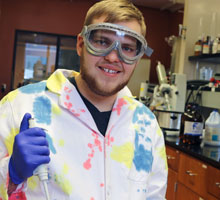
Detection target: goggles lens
<box><xmin>81</xmin><ymin>23</ymin><xmax>153</xmax><ymax>64</ymax></box>
<box><xmin>88</xmin><ymin>29</ymin><xmax>142</xmax><ymax>58</ymax></box>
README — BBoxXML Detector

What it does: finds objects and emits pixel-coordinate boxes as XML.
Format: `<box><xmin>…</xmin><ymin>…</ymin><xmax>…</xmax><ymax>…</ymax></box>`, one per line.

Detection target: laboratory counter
<box><xmin>165</xmin><ymin>136</ymin><xmax>220</xmax><ymax>169</ymax></box>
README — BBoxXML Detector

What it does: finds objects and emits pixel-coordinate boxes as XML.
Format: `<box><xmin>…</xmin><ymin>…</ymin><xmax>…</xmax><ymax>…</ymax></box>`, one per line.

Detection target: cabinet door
<box><xmin>207</xmin><ymin>165</ymin><xmax>220</xmax><ymax>199</ymax></box>
<box><xmin>206</xmin><ymin>193</ymin><xmax>219</xmax><ymax>200</ymax></box>
<box><xmin>178</xmin><ymin>153</ymin><xmax>208</xmax><ymax>198</ymax></box>
<box><xmin>166</xmin><ymin>146</ymin><xmax>180</xmax><ymax>172</ymax></box>
<box><xmin>166</xmin><ymin>168</ymin><xmax>178</xmax><ymax>200</ymax></box>
<box><xmin>176</xmin><ymin>183</ymin><xmax>203</xmax><ymax>200</ymax></box>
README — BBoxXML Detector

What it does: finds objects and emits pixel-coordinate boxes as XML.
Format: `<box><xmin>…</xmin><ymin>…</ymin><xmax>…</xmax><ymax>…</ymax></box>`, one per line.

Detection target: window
<box><xmin>12</xmin><ymin>30</ymin><xmax>79</xmax><ymax>89</ymax></box>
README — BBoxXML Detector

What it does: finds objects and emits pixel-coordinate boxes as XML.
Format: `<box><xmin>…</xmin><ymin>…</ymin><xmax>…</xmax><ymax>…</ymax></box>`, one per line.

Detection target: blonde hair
<box><xmin>83</xmin><ymin>0</ymin><xmax>146</xmax><ymax>36</ymax></box>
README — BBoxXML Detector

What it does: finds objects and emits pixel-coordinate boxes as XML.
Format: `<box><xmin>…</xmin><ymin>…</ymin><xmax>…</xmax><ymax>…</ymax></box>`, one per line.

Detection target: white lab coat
<box><xmin>0</xmin><ymin>69</ymin><xmax>167</xmax><ymax>200</ymax></box>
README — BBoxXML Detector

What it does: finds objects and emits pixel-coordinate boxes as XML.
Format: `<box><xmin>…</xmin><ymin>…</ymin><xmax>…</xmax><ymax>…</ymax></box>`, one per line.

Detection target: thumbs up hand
<box><xmin>9</xmin><ymin>113</ymin><xmax>50</xmax><ymax>184</ymax></box>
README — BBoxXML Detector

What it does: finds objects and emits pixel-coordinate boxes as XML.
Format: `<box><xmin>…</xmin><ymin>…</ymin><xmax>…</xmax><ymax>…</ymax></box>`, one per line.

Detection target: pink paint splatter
<box><xmin>66</xmin><ymin>94</ymin><xmax>70</xmax><ymax>100</ymax></box>
<box><xmin>83</xmin><ymin>159</ymin><xmax>92</xmax><ymax>170</ymax></box>
<box><xmin>63</xmin><ymin>86</ymin><xmax>85</xmax><ymax>117</ymax></box>
<box><xmin>83</xmin><ymin>131</ymin><xmax>103</xmax><ymax>170</ymax></box>
<box><xmin>105</xmin><ymin>126</ymin><xmax>114</xmax><ymax>147</ymax></box>
<box><xmin>100</xmin><ymin>183</ymin><xmax>104</xmax><ymax>187</ymax></box>
<box><xmin>64</xmin><ymin>102</ymin><xmax>72</xmax><ymax>109</ymax></box>
<box><xmin>112</xmin><ymin>98</ymin><xmax>127</xmax><ymax>115</ymax></box>
<box><xmin>64</xmin><ymin>86</ymin><xmax>72</xmax><ymax>93</ymax></box>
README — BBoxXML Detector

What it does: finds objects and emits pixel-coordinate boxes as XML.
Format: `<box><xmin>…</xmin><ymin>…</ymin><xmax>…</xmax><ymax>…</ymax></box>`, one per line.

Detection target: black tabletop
<box><xmin>165</xmin><ymin>136</ymin><xmax>220</xmax><ymax>169</ymax></box>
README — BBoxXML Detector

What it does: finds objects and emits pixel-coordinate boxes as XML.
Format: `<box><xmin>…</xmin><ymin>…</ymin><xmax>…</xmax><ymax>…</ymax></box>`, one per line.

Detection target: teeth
<box><xmin>103</xmin><ymin>68</ymin><xmax>117</xmax><ymax>74</ymax></box>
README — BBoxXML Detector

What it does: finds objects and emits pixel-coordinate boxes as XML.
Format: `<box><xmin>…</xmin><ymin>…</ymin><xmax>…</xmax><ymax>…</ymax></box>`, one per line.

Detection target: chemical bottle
<box><xmin>217</xmin><ymin>34</ymin><xmax>220</xmax><ymax>53</ymax></box>
<box><xmin>179</xmin><ymin>104</ymin><xmax>204</xmax><ymax>145</ymax></box>
<box><xmin>194</xmin><ymin>36</ymin><xmax>202</xmax><ymax>56</ymax></box>
<box><xmin>212</xmin><ymin>37</ymin><xmax>219</xmax><ymax>54</ymax></box>
<box><xmin>202</xmin><ymin>36</ymin><xmax>211</xmax><ymax>54</ymax></box>
<box><xmin>204</xmin><ymin>110</ymin><xmax>220</xmax><ymax>146</ymax></box>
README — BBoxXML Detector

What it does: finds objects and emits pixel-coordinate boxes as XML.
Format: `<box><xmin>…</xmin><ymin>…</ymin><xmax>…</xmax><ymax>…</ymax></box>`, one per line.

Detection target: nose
<box><xmin>104</xmin><ymin>49</ymin><xmax>120</xmax><ymax>63</ymax></box>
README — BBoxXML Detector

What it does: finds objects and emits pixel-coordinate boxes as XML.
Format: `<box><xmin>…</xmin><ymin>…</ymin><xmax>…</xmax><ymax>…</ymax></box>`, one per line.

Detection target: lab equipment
<box><xmin>29</xmin><ymin>118</ymin><xmax>50</xmax><ymax>200</ymax></box>
<box><xmin>9</xmin><ymin>113</ymin><xmax>50</xmax><ymax>185</ymax></box>
<box><xmin>152</xmin><ymin>61</ymin><xmax>187</xmax><ymax>135</ymax></box>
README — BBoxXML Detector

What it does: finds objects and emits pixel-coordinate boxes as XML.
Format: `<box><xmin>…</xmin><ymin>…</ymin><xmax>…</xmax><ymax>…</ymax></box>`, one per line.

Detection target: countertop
<box><xmin>165</xmin><ymin>135</ymin><xmax>220</xmax><ymax>169</ymax></box>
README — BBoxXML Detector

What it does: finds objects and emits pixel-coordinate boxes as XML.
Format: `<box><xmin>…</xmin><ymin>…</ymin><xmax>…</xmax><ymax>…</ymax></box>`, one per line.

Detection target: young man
<box><xmin>0</xmin><ymin>0</ymin><xmax>167</xmax><ymax>199</ymax></box>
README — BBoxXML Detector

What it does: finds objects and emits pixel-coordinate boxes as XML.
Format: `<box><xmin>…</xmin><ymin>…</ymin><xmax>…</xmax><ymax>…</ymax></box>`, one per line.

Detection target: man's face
<box><xmin>77</xmin><ymin>17</ymin><xmax>142</xmax><ymax>97</ymax></box>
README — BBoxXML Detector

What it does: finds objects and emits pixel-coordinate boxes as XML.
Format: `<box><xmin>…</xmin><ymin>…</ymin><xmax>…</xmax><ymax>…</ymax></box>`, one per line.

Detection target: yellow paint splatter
<box><xmin>123</xmin><ymin>96</ymin><xmax>139</xmax><ymax>110</ymax></box>
<box><xmin>111</xmin><ymin>142</ymin><xmax>134</xmax><ymax>169</ymax></box>
<box><xmin>59</xmin><ymin>139</ymin><xmax>65</xmax><ymax>147</ymax></box>
<box><xmin>63</xmin><ymin>163</ymin><xmax>69</xmax><ymax>175</ymax></box>
<box><xmin>0</xmin><ymin>113</ymin><xmax>7</xmax><ymax>119</ymax></box>
<box><xmin>54</xmin><ymin>173</ymin><xmax>73</xmax><ymax>195</ymax></box>
<box><xmin>0</xmin><ymin>183</ymin><xmax>8</xmax><ymax>200</ymax></box>
<box><xmin>157</xmin><ymin>146</ymin><xmax>168</xmax><ymax>171</ymax></box>
<box><xmin>0</xmin><ymin>90</ymin><xmax>18</xmax><ymax>106</ymax></box>
<box><xmin>28</xmin><ymin>176</ymin><xmax>38</xmax><ymax>191</ymax></box>
<box><xmin>47</xmin><ymin>71</ymin><xmax>66</xmax><ymax>94</ymax></box>
<box><xmin>156</xmin><ymin>127</ymin><xmax>163</xmax><ymax>137</ymax></box>
<box><xmin>5</xmin><ymin>128</ymin><xmax>19</xmax><ymax>156</ymax></box>
<box><xmin>52</xmin><ymin>103</ymin><xmax>61</xmax><ymax>115</ymax></box>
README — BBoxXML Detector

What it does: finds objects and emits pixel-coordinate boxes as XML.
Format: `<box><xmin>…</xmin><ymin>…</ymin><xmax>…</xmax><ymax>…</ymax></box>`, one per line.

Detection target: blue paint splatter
<box><xmin>46</xmin><ymin>133</ymin><xmax>56</xmax><ymax>154</ymax></box>
<box><xmin>133</xmin><ymin>132</ymin><xmax>153</xmax><ymax>173</ymax></box>
<box><xmin>33</xmin><ymin>96</ymin><xmax>51</xmax><ymax>125</ymax></box>
<box><xmin>145</xmin><ymin>137</ymin><xmax>151</xmax><ymax>143</ymax></box>
<box><xmin>132</xmin><ymin>105</ymin><xmax>155</xmax><ymax>124</ymax></box>
<box><xmin>19</xmin><ymin>81</ymin><xmax>47</xmax><ymax>94</ymax></box>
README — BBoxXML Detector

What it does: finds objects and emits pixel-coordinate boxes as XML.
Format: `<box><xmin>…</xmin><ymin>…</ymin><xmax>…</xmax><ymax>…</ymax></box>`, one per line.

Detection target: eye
<box><xmin>122</xmin><ymin>44</ymin><xmax>137</xmax><ymax>54</ymax></box>
<box><xmin>94</xmin><ymin>39</ymin><xmax>109</xmax><ymax>46</ymax></box>
<box><xmin>122</xmin><ymin>46</ymin><xmax>135</xmax><ymax>52</ymax></box>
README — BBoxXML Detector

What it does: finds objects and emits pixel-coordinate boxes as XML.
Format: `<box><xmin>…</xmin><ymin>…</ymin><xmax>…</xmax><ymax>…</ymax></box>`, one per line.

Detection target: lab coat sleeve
<box><xmin>147</xmin><ymin>120</ymin><xmax>168</xmax><ymax>199</ymax></box>
<box><xmin>0</xmin><ymin>95</ymin><xmax>21</xmax><ymax>200</ymax></box>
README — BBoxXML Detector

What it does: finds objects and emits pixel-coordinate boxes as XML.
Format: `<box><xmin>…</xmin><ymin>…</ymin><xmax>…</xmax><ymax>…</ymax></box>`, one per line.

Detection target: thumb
<box><xmin>20</xmin><ymin>113</ymin><xmax>32</xmax><ymax>132</ymax></box>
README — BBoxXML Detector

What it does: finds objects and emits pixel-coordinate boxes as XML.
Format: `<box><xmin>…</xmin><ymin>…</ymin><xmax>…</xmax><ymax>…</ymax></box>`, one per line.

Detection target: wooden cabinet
<box><xmin>166</xmin><ymin>146</ymin><xmax>180</xmax><ymax>171</ymax></box>
<box><xmin>207</xmin><ymin>165</ymin><xmax>220</xmax><ymax>199</ymax></box>
<box><xmin>178</xmin><ymin>153</ymin><xmax>208</xmax><ymax>198</ymax></box>
<box><xmin>166</xmin><ymin>168</ymin><xmax>178</xmax><ymax>200</ymax></box>
<box><xmin>166</xmin><ymin>146</ymin><xmax>180</xmax><ymax>200</ymax></box>
<box><xmin>176</xmin><ymin>183</ymin><xmax>202</xmax><ymax>200</ymax></box>
<box><xmin>166</xmin><ymin>145</ymin><xmax>220</xmax><ymax>200</ymax></box>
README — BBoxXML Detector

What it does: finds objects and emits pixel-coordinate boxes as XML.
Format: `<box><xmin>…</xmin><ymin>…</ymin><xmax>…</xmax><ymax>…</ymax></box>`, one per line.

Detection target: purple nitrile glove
<box><xmin>9</xmin><ymin>113</ymin><xmax>50</xmax><ymax>184</ymax></box>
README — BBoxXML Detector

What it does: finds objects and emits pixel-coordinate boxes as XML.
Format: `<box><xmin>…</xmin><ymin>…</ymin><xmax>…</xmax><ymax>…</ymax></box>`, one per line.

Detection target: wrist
<box><xmin>9</xmin><ymin>157</ymin><xmax>24</xmax><ymax>185</ymax></box>
<box><xmin>7</xmin><ymin>178</ymin><xmax>18</xmax><ymax>196</ymax></box>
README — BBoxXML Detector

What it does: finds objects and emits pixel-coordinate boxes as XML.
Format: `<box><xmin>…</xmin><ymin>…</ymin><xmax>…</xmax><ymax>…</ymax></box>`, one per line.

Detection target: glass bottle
<box><xmin>179</xmin><ymin>104</ymin><xmax>204</xmax><ymax>145</ymax></box>
<box><xmin>217</xmin><ymin>34</ymin><xmax>220</xmax><ymax>54</ymax></box>
<box><xmin>202</xmin><ymin>36</ymin><xmax>211</xmax><ymax>54</ymax></box>
<box><xmin>194</xmin><ymin>36</ymin><xmax>202</xmax><ymax>56</ymax></box>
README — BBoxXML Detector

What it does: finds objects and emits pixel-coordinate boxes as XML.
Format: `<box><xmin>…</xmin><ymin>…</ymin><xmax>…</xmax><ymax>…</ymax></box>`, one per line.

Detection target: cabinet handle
<box><xmin>167</xmin><ymin>155</ymin><xmax>175</xmax><ymax>160</ymax></box>
<box><xmin>186</xmin><ymin>170</ymin><xmax>197</xmax><ymax>176</ymax></box>
<box><xmin>216</xmin><ymin>182</ymin><xmax>220</xmax><ymax>188</ymax></box>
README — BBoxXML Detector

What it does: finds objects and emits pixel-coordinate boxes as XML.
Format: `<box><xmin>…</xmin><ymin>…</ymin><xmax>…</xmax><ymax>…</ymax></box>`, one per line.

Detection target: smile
<box><xmin>101</xmin><ymin>67</ymin><xmax>119</xmax><ymax>74</ymax></box>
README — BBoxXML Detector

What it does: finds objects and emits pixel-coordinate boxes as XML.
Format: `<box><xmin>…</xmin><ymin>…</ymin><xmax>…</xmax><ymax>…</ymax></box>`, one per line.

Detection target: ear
<box><xmin>76</xmin><ymin>34</ymin><xmax>84</xmax><ymax>57</ymax></box>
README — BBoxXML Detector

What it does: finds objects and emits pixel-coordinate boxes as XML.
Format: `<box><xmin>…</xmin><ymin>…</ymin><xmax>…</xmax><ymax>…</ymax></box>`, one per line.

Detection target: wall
<box><xmin>177</xmin><ymin>0</ymin><xmax>220</xmax><ymax>80</ymax></box>
<box><xmin>0</xmin><ymin>0</ymin><xmax>182</xmax><ymax>99</ymax></box>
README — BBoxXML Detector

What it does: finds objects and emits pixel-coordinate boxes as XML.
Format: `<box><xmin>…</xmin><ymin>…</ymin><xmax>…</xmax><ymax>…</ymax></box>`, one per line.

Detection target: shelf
<box><xmin>188</xmin><ymin>53</ymin><xmax>220</xmax><ymax>64</ymax></box>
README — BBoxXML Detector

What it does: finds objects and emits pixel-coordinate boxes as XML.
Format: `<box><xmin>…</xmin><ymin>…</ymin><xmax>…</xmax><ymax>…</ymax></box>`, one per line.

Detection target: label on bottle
<box><xmin>217</xmin><ymin>43</ymin><xmax>220</xmax><ymax>53</ymax></box>
<box><xmin>202</xmin><ymin>44</ymin><xmax>209</xmax><ymax>54</ymax></box>
<box><xmin>194</xmin><ymin>44</ymin><xmax>202</xmax><ymax>52</ymax></box>
<box><xmin>184</xmin><ymin>121</ymin><xmax>203</xmax><ymax>136</ymax></box>
<box><xmin>205</xmin><ymin>126</ymin><xmax>220</xmax><ymax>142</ymax></box>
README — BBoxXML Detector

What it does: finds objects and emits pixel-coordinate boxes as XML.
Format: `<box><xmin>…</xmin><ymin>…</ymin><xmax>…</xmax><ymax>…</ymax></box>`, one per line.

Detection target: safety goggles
<box><xmin>80</xmin><ymin>23</ymin><xmax>153</xmax><ymax>64</ymax></box>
